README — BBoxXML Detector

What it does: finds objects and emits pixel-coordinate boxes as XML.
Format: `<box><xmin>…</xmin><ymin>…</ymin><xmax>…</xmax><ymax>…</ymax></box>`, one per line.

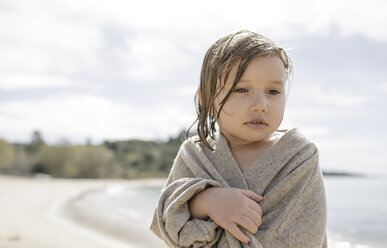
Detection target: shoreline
<box><xmin>0</xmin><ymin>174</ymin><xmax>166</xmax><ymax>248</ymax></box>
<box><xmin>62</xmin><ymin>178</ymin><xmax>168</xmax><ymax>248</ymax></box>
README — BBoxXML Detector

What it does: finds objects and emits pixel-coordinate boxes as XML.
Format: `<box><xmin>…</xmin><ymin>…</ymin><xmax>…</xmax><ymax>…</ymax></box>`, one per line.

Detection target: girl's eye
<box><xmin>267</xmin><ymin>89</ymin><xmax>280</xmax><ymax>95</ymax></box>
<box><xmin>234</xmin><ymin>88</ymin><xmax>248</xmax><ymax>93</ymax></box>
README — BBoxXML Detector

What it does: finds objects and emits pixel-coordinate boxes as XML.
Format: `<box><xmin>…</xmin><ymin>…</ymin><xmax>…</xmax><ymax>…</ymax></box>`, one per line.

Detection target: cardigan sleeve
<box><xmin>149</xmin><ymin>149</ymin><xmax>223</xmax><ymax>248</ymax></box>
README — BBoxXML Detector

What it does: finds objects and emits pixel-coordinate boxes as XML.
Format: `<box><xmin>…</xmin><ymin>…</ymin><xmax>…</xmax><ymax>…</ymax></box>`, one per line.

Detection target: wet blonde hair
<box><xmin>188</xmin><ymin>30</ymin><xmax>293</xmax><ymax>151</ymax></box>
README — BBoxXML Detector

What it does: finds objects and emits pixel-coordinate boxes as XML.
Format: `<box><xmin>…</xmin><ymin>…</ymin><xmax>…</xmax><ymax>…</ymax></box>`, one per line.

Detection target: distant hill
<box><xmin>322</xmin><ymin>170</ymin><xmax>365</xmax><ymax>177</ymax></box>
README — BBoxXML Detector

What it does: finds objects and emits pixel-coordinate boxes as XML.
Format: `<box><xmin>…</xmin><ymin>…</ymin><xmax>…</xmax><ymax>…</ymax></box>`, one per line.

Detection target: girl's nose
<box><xmin>249</xmin><ymin>94</ymin><xmax>267</xmax><ymax>112</ymax></box>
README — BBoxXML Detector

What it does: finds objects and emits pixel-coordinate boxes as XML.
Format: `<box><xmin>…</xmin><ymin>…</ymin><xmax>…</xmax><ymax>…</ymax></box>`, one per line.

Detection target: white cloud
<box><xmin>289</xmin><ymin>84</ymin><xmax>371</xmax><ymax>107</ymax></box>
<box><xmin>268</xmin><ymin>0</ymin><xmax>387</xmax><ymax>41</ymax></box>
<box><xmin>378</xmin><ymin>82</ymin><xmax>387</xmax><ymax>93</ymax></box>
<box><xmin>0</xmin><ymin>74</ymin><xmax>74</xmax><ymax>90</ymax></box>
<box><xmin>175</xmin><ymin>85</ymin><xmax>197</xmax><ymax>96</ymax></box>
<box><xmin>0</xmin><ymin>73</ymin><xmax>105</xmax><ymax>91</ymax></box>
<box><xmin>0</xmin><ymin>2</ymin><xmax>105</xmax><ymax>78</ymax></box>
<box><xmin>316</xmin><ymin>89</ymin><xmax>370</xmax><ymax>107</ymax></box>
<box><xmin>121</xmin><ymin>32</ymin><xmax>196</xmax><ymax>83</ymax></box>
<box><xmin>0</xmin><ymin>45</ymin><xmax>51</xmax><ymax>73</ymax></box>
<box><xmin>299</xmin><ymin>125</ymin><xmax>331</xmax><ymax>137</ymax></box>
<box><xmin>0</xmin><ymin>7</ymin><xmax>104</xmax><ymax>52</ymax></box>
<box><xmin>0</xmin><ymin>93</ymin><xmax>194</xmax><ymax>144</ymax></box>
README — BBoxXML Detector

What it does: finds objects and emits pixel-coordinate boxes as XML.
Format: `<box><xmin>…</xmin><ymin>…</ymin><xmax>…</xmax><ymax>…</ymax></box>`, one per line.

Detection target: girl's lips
<box><xmin>245</xmin><ymin>118</ymin><xmax>267</xmax><ymax>125</ymax></box>
<box><xmin>245</xmin><ymin>122</ymin><xmax>267</xmax><ymax>129</ymax></box>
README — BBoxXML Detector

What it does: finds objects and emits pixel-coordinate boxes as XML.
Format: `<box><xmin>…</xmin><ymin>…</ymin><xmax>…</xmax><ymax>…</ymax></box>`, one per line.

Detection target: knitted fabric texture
<box><xmin>150</xmin><ymin>127</ymin><xmax>327</xmax><ymax>248</ymax></box>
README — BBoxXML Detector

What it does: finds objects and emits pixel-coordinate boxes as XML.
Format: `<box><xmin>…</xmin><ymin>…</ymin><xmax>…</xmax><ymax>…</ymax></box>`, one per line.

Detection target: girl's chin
<box><xmin>224</xmin><ymin>133</ymin><xmax>272</xmax><ymax>145</ymax></box>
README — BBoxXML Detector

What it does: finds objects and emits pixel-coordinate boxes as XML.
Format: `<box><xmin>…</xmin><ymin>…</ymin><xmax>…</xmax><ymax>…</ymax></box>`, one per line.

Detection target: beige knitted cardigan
<box><xmin>150</xmin><ymin>127</ymin><xmax>327</xmax><ymax>248</ymax></box>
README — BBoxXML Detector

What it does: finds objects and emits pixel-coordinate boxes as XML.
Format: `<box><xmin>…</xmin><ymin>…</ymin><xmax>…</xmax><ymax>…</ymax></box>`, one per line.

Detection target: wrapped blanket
<box><xmin>150</xmin><ymin>127</ymin><xmax>327</xmax><ymax>248</ymax></box>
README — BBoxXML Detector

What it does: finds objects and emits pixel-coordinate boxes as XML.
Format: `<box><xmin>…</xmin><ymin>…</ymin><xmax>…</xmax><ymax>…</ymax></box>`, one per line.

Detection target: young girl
<box><xmin>150</xmin><ymin>30</ymin><xmax>327</xmax><ymax>248</ymax></box>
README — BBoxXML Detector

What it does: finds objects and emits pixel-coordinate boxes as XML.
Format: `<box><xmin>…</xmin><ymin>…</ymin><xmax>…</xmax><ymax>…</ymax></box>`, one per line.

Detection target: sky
<box><xmin>0</xmin><ymin>0</ymin><xmax>386</xmax><ymax>176</ymax></box>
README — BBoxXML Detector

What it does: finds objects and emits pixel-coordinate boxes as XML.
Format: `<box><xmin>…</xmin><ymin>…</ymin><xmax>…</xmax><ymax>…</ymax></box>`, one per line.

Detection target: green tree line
<box><xmin>0</xmin><ymin>130</ymin><xmax>185</xmax><ymax>178</ymax></box>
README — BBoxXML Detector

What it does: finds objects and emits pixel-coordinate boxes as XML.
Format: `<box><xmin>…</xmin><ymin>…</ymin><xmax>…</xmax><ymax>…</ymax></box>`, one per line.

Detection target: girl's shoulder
<box><xmin>279</xmin><ymin>127</ymin><xmax>319</xmax><ymax>152</ymax></box>
<box><xmin>179</xmin><ymin>134</ymin><xmax>207</xmax><ymax>150</ymax></box>
<box><xmin>270</xmin><ymin>129</ymin><xmax>287</xmax><ymax>144</ymax></box>
<box><xmin>181</xmin><ymin>132</ymin><xmax>220</xmax><ymax>151</ymax></box>
<box><xmin>272</xmin><ymin>127</ymin><xmax>317</xmax><ymax>147</ymax></box>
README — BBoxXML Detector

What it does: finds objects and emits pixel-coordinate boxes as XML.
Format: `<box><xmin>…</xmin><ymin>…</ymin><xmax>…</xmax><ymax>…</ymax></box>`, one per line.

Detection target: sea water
<box><xmin>324</xmin><ymin>176</ymin><xmax>387</xmax><ymax>248</ymax></box>
<box><xmin>74</xmin><ymin>176</ymin><xmax>387</xmax><ymax>248</ymax></box>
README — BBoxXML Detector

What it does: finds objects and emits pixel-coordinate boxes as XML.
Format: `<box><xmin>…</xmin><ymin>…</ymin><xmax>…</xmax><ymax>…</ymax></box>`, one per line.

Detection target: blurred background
<box><xmin>0</xmin><ymin>0</ymin><xmax>386</xmax><ymax>248</ymax></box>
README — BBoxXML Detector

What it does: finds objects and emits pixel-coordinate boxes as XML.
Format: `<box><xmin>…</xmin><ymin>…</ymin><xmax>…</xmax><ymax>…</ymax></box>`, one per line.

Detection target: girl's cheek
<box><xmin>222</xmin><ymin>98</ymin><xmax>240</xmax><ymax>114</ymax></box>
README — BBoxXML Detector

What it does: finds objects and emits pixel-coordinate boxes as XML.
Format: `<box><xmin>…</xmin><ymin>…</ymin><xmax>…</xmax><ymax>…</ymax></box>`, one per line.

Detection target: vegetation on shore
<box><xmin>0</xmin><ymin>130</ymin><xmax>184</xmax><ymax>178</ymax></box>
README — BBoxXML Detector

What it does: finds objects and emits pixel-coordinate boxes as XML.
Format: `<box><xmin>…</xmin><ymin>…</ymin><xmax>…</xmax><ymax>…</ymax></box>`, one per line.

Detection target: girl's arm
<box><xmin>149</xmin><ymin>146</ymin><xmax>224</xmax><ymax>248</ymax></box>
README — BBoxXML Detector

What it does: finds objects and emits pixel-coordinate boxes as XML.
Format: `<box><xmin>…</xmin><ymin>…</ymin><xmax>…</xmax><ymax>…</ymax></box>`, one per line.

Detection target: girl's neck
<box><xmin>226</xmin><ymin>132</ymin><xmax>283</xmax><ymax>172</ymax></box>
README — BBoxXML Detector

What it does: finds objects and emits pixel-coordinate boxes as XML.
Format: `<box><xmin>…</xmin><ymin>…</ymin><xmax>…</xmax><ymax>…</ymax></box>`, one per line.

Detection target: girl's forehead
<box><xmin>220</xmin><ymin>56</ymin><xmax>286</xmax><ymax>85</ymax></box>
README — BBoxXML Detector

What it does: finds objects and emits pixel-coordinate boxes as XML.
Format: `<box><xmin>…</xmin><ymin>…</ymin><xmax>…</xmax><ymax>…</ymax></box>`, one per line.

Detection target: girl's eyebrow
<box><xmin>239</xmin><ymin>79</ymin><xmax>284</xmax><ymax>85</ymax></box>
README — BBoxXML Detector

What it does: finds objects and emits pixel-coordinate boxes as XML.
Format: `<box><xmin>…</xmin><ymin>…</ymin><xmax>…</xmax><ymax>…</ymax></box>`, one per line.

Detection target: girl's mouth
<box><xmin>245</xmin><ymin>121</ymin><xmax>267</xmax><ymax>129</ymax></box>
<box><xmin>250</xmin><ymin>121</ymin><xmax>266</xmax><ymax>124</ymax></box>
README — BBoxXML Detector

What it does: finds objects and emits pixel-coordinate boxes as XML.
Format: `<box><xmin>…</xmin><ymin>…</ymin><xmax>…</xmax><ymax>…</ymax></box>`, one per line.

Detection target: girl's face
<box><xmin>214</xmin><ymin>55</ymin><xmax>287</xmax><ymax>146</ymax></box>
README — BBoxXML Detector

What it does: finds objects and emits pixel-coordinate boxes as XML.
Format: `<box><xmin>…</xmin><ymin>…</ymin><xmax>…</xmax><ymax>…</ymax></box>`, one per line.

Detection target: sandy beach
<box><xmin>0</xmin><ymin>174</ymin><xmax>166</xmax><ymax>248</ymax></box>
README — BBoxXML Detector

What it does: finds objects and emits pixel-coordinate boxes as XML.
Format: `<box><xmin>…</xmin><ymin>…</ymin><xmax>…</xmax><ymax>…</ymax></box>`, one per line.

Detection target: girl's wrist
<box><xmin>189</xmin><ymin>188</ymin><xmax>213</xmax><ymax>220</ymax></box>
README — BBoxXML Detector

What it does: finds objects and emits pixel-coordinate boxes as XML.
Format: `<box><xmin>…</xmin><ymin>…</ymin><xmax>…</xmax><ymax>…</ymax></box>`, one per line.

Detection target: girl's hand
<box><xmin>188</xmin><ymin>187</ymin><xmax>263</xmax><ymax>244</ymax></box>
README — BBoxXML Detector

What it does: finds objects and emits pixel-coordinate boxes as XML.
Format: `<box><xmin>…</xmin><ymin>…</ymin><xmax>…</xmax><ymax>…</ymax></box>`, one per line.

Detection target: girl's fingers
<box><xmin>248</xmin><ymin>200</ymin><xmax>263</xmax><ymax>216</ymax></box>
<box><xmin>224</xmin><ymin>221</ymin><xmax>250</xmax><ymax>245</ymax></box>
<box><xmin>241</xmin><ymin>189</ymin><xmax>263</xmax><ymax>202</ymax></box>
<box><xmin>244</xmin><ymin>207</ymin><xmax>262</xmax><ymax>227</ymax></box>
<box><xmin>237</xmin><ymin>215</ymin><xmax>259</xmax><ymax>234</ymax></box>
